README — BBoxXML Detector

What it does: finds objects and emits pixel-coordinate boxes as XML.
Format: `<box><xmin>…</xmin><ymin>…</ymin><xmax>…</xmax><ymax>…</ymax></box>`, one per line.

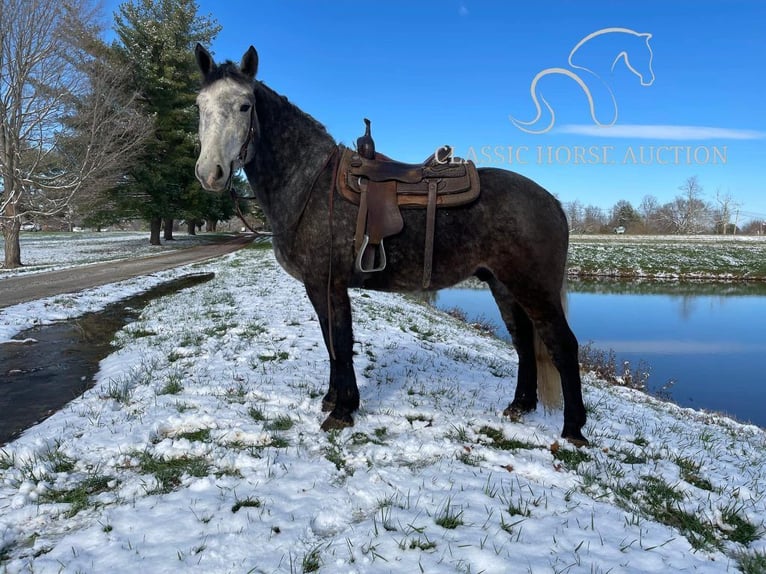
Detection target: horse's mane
<box><xmin>202</xmin><ymin>61</ymin><xmax>251</xmax><ymax>87</ymax></box>
<box><xmin>253</xmin><ymin>80</ymin><xmax>333</xmax><ymax>141</ymax></box>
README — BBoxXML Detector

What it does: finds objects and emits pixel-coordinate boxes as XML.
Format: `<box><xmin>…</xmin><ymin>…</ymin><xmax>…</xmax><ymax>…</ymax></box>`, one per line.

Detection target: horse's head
<box><xmin>194</xmin><ymin>44</ymin><xmax>259</xmax><ymax>192</ymax></box>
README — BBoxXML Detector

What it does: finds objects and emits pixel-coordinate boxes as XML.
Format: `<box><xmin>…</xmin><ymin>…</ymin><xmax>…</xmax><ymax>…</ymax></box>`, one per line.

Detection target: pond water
<box><xmin>435</xmin><ymin>280</ymin><xmax>766</xmax><ymax>429</ymax></box>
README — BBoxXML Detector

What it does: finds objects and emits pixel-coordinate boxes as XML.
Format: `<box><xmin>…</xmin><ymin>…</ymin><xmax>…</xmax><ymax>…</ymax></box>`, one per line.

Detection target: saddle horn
<box><xmin>357</xmin><ymin>118</ymin><xmax>375</xmax><ymax>160</ymax></box>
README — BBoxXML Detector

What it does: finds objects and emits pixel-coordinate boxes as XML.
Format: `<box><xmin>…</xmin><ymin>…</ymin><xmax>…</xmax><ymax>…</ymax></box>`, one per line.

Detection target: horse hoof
<box><xmin>562</xmin><ymin>429</ymin><xmax>589</xmax><ymax>448</ymax></box>
<box><xmin>503</xmin><ymin>401</ymin><xmax>535</xmax><ymax>421</ymax></box>
<box><xmin>321</xmin><ymin>413</ymin><xmax>354</xmax><ymax>431</ymax></box>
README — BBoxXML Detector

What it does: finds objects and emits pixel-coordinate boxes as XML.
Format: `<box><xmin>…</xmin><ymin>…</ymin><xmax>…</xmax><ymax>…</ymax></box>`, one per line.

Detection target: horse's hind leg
<box><xmin>489</xmin><ymin>273</ymin><xmax>587</xmax><ymax>445</ymax></box>
<box><xmin>521</xmin><ymin>291</ymin><xmax>587</xmax><ymax>445</ymax></box>
<box><xmin>303</xmin><ymin>279</ymin><xmax>360</xmax><ymax>431</ymax></box>
<box><xmin>485</xmin><ymin>276</ymin><xmax>538</xmax><ymax>415</ymax></box>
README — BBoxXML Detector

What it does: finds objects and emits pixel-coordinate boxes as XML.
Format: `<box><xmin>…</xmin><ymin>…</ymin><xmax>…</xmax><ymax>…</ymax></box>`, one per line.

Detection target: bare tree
<box><xmin>582</xmin><ymin>204</ymin><xmax>607</xmax><ymax>234</ymax></box>
<box><xmin>656</xmin><ymin>176</ymin><xmax>711</xmax><ymax>234</ymax></box>
<box><xmin>563</xmin><ymin>200</ymin><xmax>584</xmax><ymax>233</ymax></box>
<box><xmin>712</xmin><ymin>188</ymin><xmax>740</xmax><ymax>235</ymax></box>
<box><xmin>639</xmin><ymin>195</ymin><xmax>661</xmax><ymax>233</ymax></box>
<box><xmin>0</xmin><ymin>0</ymin><xmax>150</xmax><ymax>267</ymax></box>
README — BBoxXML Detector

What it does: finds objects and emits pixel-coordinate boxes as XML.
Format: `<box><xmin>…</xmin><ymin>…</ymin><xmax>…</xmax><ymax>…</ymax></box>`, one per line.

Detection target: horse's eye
<box><xmin>240</xmin><ymin>104</ymin><xmax>251</xmax><ymax>112</ymax></box>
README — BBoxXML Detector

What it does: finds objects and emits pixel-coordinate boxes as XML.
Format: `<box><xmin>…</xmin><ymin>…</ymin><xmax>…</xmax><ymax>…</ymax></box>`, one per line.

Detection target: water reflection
<box><xmin>435</xmin><ymin>278</ymin><xmax>766</xmax><ymax>428</ymax></box>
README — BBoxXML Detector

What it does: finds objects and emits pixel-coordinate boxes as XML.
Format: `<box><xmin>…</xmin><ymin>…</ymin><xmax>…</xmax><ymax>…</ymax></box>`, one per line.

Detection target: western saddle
<box><xmin>337</xmin><ymin>119</ymin><xmax>480</xmax><ymax>288</ymax></box>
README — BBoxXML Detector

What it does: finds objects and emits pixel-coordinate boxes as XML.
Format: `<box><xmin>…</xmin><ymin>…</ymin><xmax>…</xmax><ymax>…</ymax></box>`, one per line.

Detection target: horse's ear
<box><xmin>241</xmin><ymin>46</ymin><xmax>258</xmax><ymax>81</ymax></box>
<box><xmin>195</xmin><ymin>43</ymin><xmax>215</xmax><ymax>78</ymax></box>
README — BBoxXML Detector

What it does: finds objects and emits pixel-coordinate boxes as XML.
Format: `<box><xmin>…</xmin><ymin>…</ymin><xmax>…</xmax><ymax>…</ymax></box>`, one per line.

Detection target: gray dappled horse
<box><xmin>193</xmin><ymin>44</ymin><xmax>588</xmax><ymax>445</ymax></box>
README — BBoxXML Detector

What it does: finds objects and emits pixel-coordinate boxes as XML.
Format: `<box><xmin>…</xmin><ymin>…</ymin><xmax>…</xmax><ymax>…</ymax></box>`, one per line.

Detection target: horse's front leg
<box><xmin>304</xmin><ymin>279</ymin><xmax>359</xmax><ymax>431</ymax></box>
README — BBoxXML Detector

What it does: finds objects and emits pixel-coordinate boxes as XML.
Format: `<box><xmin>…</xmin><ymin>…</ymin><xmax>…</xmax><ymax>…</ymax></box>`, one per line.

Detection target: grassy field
<box><xmin>568</xmin><ymin>235</ymin><xmax>766</xmax><ymax>280</ymax></box>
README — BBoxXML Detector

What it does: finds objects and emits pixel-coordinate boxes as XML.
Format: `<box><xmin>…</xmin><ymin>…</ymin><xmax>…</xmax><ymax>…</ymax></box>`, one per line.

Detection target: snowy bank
<box><xmin>1</xmin><ymin>246</ymin><xmax>765</xmax><ymax>573</ymax></box>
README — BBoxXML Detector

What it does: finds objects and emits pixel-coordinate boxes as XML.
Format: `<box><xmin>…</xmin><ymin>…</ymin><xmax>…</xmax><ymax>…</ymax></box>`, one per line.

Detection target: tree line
<box><xmin>564</xmin><ymin>176</ymin><xmax>762</xmax><ymax>235</ymax></box>
<box><xmin>0</xmin><ymin>0</ymin><xmax>237</xmax><ymax>268</ymax></box>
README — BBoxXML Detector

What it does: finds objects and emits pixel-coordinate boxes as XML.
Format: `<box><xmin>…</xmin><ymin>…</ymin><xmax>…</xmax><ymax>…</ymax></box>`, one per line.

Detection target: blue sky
<box><xmin>105</xmin><ymin>1</ymin><xmax>766</xmax><ymax>222</ymax></box>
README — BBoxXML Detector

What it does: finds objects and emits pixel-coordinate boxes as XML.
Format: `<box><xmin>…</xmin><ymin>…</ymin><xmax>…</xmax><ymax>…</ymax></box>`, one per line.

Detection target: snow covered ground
<box><xmin>1</xmin><ymin>241</ymin><xmax>765</xmax><ymax>573</ymax></box>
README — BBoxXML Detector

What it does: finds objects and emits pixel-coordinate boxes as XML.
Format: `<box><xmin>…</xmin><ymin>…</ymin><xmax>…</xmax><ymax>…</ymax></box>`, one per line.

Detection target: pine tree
<box><xmin>112</xmin><ymin>0</ymin><xmax>221</xmax><ymax>244</ymax></box>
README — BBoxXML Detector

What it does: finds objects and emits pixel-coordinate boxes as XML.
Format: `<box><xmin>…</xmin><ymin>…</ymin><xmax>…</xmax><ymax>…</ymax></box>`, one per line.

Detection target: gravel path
<box><xmin>0</xmin><ymin>234</ymin><xmax>256</xmax><ymax>309</ymax></box>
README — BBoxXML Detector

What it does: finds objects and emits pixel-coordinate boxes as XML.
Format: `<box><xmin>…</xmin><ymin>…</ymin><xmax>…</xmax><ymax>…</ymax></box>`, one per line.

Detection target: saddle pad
<box><xmin>337</xmin><ymin>147</ymin><xmax>480</xmax><ymax>208</ymax></box>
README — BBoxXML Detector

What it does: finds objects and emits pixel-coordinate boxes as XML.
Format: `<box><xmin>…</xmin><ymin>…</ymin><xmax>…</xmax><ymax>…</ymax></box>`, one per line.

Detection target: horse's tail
<box><xmin>534</xmin><ymin>281</ymin><xmax>567</xmax><ymax>411</ymax></box>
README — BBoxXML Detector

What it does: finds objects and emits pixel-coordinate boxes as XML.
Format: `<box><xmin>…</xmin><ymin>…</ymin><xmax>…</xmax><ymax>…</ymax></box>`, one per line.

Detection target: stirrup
<box><xmin>355</xmin><ymin>235</ymin><xmax>387</xmax><ymax>273</ymax></box>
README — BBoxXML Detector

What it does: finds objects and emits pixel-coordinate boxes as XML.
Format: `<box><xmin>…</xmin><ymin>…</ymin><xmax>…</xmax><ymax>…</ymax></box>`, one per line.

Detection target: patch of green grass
<box><xmin>301</xmin><ymin>546</ymin><xmax>322</xmax><ymax>573</ymax></box>
<box><xmin>38</xmin><ymin>445</ymin><xmax>76</xmax><ymax>474</ymax></box>
<box><xmin>634</xmin><ymin>476</ymin><xmax>719</xmax><ymax>550</ymax></box>
<box><xmin>177</xmin><ymin>429</ymin><xmax>211</xmax><ymax>442</ymax></box>
<box><xmin>620</xmin><ymin>451</ymin><xmax>648</xmax><ymax>465</ymax></box>
<box><xmin>248</xmin><ymin>406</ymin><xmax>266</xmax><ymax>422</ymax></box>
<box><xmin>40</xmin><ymin>475</ymin><xmax>114</xmax><ymax>517</ymax></box>
<box><xmin>738</xmin><ymin>550</ymin><xmax>766</xmax><ymax>574</ymax></box>
<box><xmin>406</xmin><ymin>537</ymin><xmax>437</xmax><ymax>551</ymax></box>
<box><xmin>225</xmin><ymin>382</ymin><xmax>248</xmax><ymax>403</ymax></box>
<box><xmin>552</xmin><ymin>446</ymin><xmax>591</xmax><ymax>469</ymax></box>
<box><xmin>137</xmin><ymin>451</ymin><xmax>210</xmax><ymax>494</ymax></box>
<box><xmin>350</xmin><ymin>431</ymin><xmax>386</xmax><ymax>446</ymax></box>
<box><xmin>248</xmin><ymin>240</ymin><xmax>274</xmax><ymax>251</ymax></box>
<box><xmin>507</xmin><ymin>500</ymin><xmax>531</xmax><ymax>518</ymax></box>
<box><xmin>257</xmin><ymin>351</ymin><xmax>289</xmax><ymax>363</ymax></box>
<box><xmin>159</xmin><ymin>376</ymin><xmax>183</xmax><ymax>396</ymax></box>
<box><xmin>231</xmin><ymin>496</ymin><xmax>262</xmax><ymax>513</ymax></box>
<box><xmin>204</xmin><ymin>323</ymin><xmax>235</xmax><ymax>337</ymax></box>
<box><xmin>269</xmin><ymin>435</ymin><xmax>290</xmax><ymax>449</ymax></box>
<box><xmin>324</xmin><ymin>430</ymin><xmax>354</xmax><ymax>475</ymax></box>
<box><xmin>125</xmin><ymin>327</ymin><xmax>156</xmax><ymax>339</ymax></box>
<box><xmin>0</xmin><ymin>449</ymin><xmax>15</xmax><ymax>470</ymax></box>
<box><xmin>721</xmin><ymin>504</ymin><xmax>760</xmax><ymax>544</ymax></box>
<box><xmin>569</xmin><ymin>236</ymin><xmax>766</xmax><ymax>280</ymax></box>
<box><xmin>264</xmin><ymin>415</ymin><xmax>293</xmax><ymax>431</ymax></box>
<box><xmin>102</xmin><ymin>378</ymin><xmax>132</xmax><ymax>404</ymax></box>
<box><xmin>457</xmin><ymin>450</ymin><xmax>485</xmax><ymax>466</ymax></box>
<box><xmin>676</xmin><ymin>457</ymin><xmax>714</xmax><ymax>491</ymax></box>
<box><xmin>242</xmin><ymin>321</ymin><xmax>267</xmax><ymax>337</ymax></box>
<box><xmin>642</xmin><ymin>475</ymin><xmax>684</xmax><ymax>504</ymax></box>
<box><xmin>179</xmin><ymin>332</ymin><xmax>204</xmax><ymax>348</ymax></box>
<box><xmin>434</xmin><ymin>500</ymin><xmax>464</xmax><ymax>530</ymax></box>
<box><xmin>478</xmin><ymin>426</ymin><xmax>537</xmax><ymax>450</ymax></box>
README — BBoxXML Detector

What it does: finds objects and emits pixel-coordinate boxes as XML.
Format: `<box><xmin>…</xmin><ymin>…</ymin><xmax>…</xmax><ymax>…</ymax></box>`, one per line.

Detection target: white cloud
<box><xmin>458</xmin><ymin>3</ymin><xmax>469</xmax><ymax>16</ymax></box>
<box><xmin>557</xmin><ymin>124</ymin><xmax>765</xmax><ymax>140</ymax></box>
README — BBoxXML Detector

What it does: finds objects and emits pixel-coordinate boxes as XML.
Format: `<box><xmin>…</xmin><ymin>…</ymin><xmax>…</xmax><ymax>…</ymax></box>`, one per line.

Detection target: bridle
<box><xmin>225</xmin><ymin>101</ymin><xmax>258</xmax><ymax>195</ymax></box>
<box><xmin>224</xmin><ymin>101</ymin><xmax>263</xmax><ymax>233</ymax></box>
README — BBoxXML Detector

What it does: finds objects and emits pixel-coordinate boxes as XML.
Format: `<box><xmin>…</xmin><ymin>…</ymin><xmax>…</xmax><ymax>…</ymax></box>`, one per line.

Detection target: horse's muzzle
<box><xmin>195</xmin><ymin>161</ymin><xmax>228</xmax><ymax>192</ymax></box>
